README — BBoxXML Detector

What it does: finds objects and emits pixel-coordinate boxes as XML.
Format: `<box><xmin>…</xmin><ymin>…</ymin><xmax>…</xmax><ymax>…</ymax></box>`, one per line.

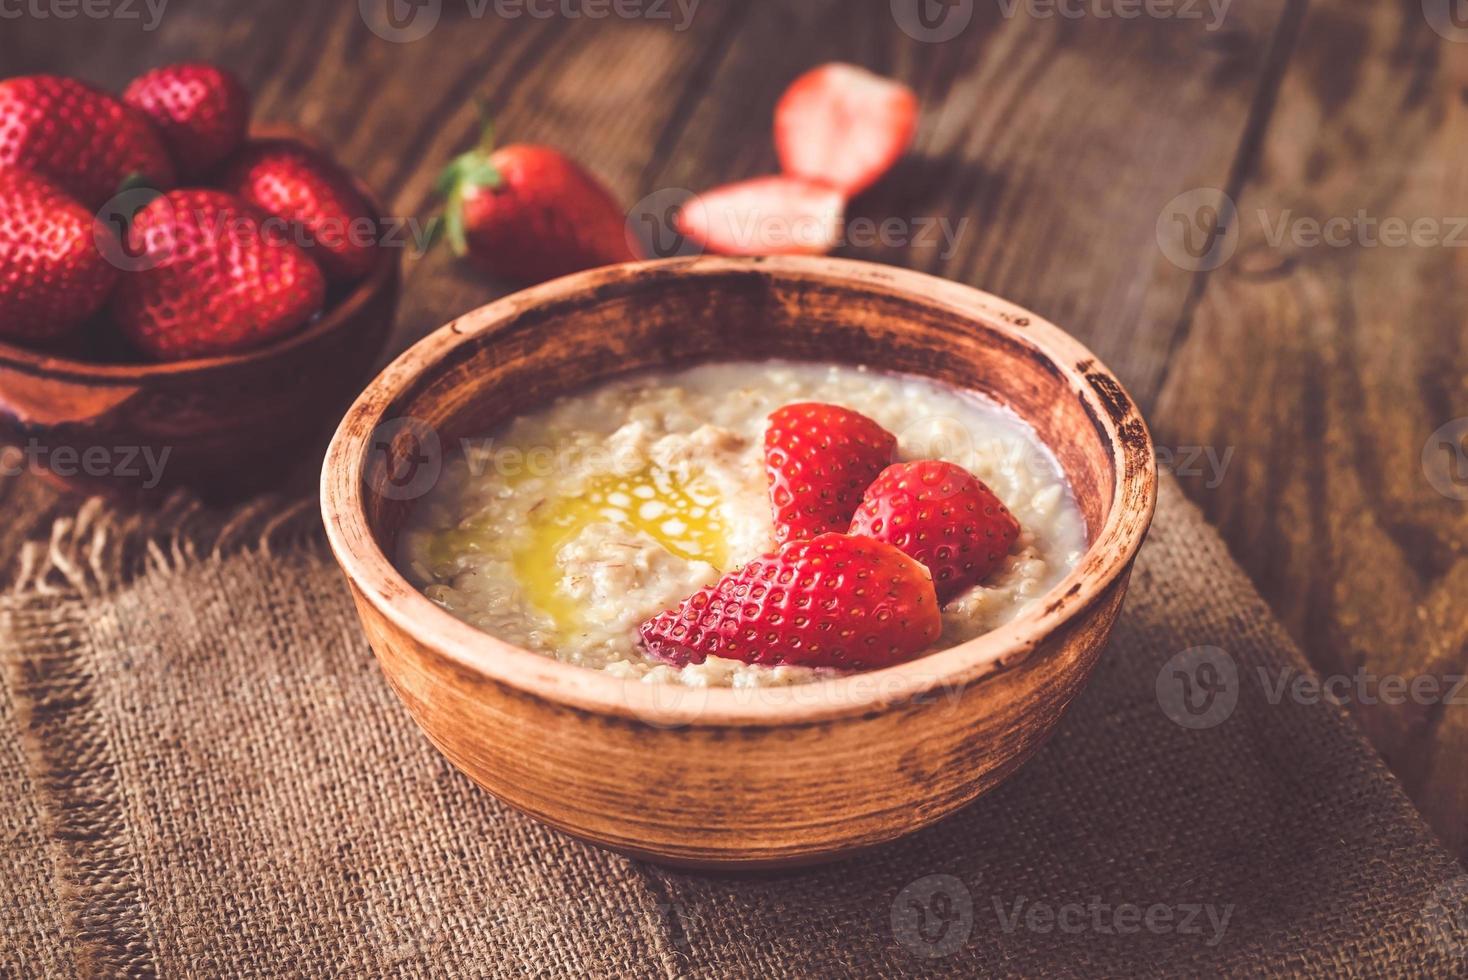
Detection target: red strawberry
<box><xmin>220</xmin><ymin>139</ymin><xmax>378</xmax><ymax>286</ymax></box>
<box><xmin>764</xmin><ymin>402</ymin><xmax>897</xmax><ymax>543</ymax></box>
<box><xmin>109</xmin><ymin>189</ymin><xmax>325</xmax><ymax>361</ymax></box>
<box><xmin>0</xmin><ymin>168</ymin><xmax>119</xmax><ymax>343</ymax></box>
<box><xmin>675</xmin><ymin>176</ymin><xmax>844</xmax><ymax>256</ymax></box>
<box><xmin>640</xmin><ymin>532</ymin><xmax>940</xmax><ymax>669</ymax></box>
<box><xmin>0</xmin><ymin>75</ymin><xmax>175</xmax><ymax>208</ymax></box>
<box><xmin>850</xmin><ymin>460</ymin><xmax>1021</xmax><ymax>603</ymax></box>
<box><xmin>436</xmin><ymin>122</ymin><xmax>639</xmax><ymax>284</ymax></box>
<box><xmin>774</xmin><ymin>63</ymin><xmax>918</xmax><ymax>197</ymax></box>
<box><xmin>123</xmin><ymin>62</ymin><xmax>250</xmax><ymax>180</ymax></box>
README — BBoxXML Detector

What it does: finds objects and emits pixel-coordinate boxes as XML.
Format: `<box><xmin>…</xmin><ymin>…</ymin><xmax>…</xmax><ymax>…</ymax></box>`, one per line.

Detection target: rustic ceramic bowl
<box><xmin>0</xmin><ymin>182</ymin><xmax>399</xmax><ymax>501</ymax></box>
<box><xmin>321</xmin><ymin>256</ymin><xmax>1156</xmax><ymax>869</ymax></box>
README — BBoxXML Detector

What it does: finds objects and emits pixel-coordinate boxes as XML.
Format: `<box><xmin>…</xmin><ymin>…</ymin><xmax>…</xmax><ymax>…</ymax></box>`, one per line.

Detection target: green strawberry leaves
<box><xmin>433</xmin><ymin>114</ymin><xmax>503</xmax><ymax>256</ymax></box>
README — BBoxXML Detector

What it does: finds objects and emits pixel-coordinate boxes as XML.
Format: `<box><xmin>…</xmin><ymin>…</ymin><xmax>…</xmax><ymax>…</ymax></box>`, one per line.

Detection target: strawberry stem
<box><xmin>432</xmin><ymin>111</ymin><xmax>505</xmax><ymax>257</ymax></box>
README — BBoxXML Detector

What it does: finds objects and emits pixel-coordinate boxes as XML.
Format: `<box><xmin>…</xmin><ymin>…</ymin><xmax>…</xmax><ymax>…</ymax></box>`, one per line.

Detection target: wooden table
<box><xmin>6</xmin><ymin>0</ymin><xmax>1465</xmax><ymax>861</ymax></box>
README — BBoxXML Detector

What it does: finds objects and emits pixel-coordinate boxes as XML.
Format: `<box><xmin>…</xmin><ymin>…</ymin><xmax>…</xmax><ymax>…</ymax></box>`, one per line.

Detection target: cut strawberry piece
<box><xmin>850</xmin><ymin>460</ymin><xmax>1021</xmax><ymax>603</ymax></box>
<box><xmin>675</xmin><ymin>176</ymin><xmax>844</xmax><ymax>256</ymax></box>
<box><xmin>639</xmin><ymin>532</ymin><xmax>941</xmax><ymax>669</ymax></box>
<box><xmin>774</xmin><ymin>63</ymin><xmax>918</xmax><ymax>197</ymax></box>
<box><xmin>764</xmin><ymin>402</ymin><xmax>897</xmax><ymax>542</ymax></box>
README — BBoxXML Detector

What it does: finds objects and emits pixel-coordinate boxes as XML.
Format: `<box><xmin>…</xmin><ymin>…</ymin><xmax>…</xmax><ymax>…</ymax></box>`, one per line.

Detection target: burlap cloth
<box><xmin>0</xmin><ymin>476</ymin><xmax>1463</xmax><ymax>977</ymax></box>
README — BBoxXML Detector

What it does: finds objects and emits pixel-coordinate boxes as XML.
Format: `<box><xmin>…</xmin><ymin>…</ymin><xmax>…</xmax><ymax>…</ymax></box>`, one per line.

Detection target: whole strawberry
<box><xmin>220</xmin><ymin>139</ymin><xmax>378</xmax><ymax>286</ymax></box>
<box><xmin>0</xmin><ymin>75</ymin><xmax>174</xmax><ymax>208</ymax></box>
<box><xmin>109</xmin><ymin>189</ymin><xmax>325</xmax><ymax>361</ymax></box>
<box><xmin>0</xmin><ymin>168</ymin><xmax>119</xmax><ymax>343</ymax></box>
<box><xmin>123</xmin><ymin>62</ymin><xmax>250</xmax><ymax>180</ymax></box>
<box><xmin>436</xmin><ymin>122</ymin><xmax>639</xmax><ymax>283</ymax></box>
<box><xmin>764</xmin><ymin>402</ymin><xmax>896</xmax><ymax>542</ymax></box>
<box><xmin>640</xmin><ymin>533</ymin><xmax>940</xmax><ymax>669</ymax></box>
<box><xmin>850</xmin><ymin>460</ymin><xmax>1021</xmax><ymax>602</ymax></box>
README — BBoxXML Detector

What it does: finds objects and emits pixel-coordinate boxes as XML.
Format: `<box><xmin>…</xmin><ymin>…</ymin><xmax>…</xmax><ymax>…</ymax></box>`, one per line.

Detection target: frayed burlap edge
<box><xmin>8</xmin><ymin>491</ymin><xmax>323</xmax><ymax>598</ymax></box>
<box><xmin>0</xmin><ymin>488</ymin><xmax>324</xmax><ymax>977</ymax></box>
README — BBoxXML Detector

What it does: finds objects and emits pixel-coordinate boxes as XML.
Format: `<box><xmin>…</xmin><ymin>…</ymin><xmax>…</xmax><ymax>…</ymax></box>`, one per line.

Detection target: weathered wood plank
<box><xmin>1154</xmin><ymin>0</ymin><xmax>1468</xmax><ymax>858</ymax></box>
<box><xmin>635</xmin><ymin>0</ymin><xmax>1294</xmax><ymax>401</ymax></box>
<box><xmin>1</xmin><ymin>1</ymin><xmax>1294</xmax><ymax>388</ymax></box>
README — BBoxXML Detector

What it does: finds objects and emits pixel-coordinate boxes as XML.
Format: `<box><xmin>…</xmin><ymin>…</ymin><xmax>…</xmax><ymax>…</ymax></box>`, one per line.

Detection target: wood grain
<box><xmin>5</xmin><ymin>0</ymin><xmax>1464</xmax><ymax>858</ymax></box>
<box><xmin>1153</xmin><ymin>0</ymin><xmax>1468</xmax><ymax>858</ymax></box>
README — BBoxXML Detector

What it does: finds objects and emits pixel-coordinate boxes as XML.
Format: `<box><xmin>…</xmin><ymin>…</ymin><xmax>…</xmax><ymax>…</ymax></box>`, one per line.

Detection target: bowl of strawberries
<box><xmin>0</xmin><ymin>64</ymin><xmax>399</xmax><ymax>499</ymax></box>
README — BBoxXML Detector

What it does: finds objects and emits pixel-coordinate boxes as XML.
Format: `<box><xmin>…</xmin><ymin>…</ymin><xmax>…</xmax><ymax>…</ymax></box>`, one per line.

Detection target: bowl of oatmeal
<box><xmin>322</xmin><ymin>256</ymin><xmax>1156</xmax><ymax>868</ymax></box>
<box><xmin>397</xmin><ymin>361</ymin><xmax>1087</xmax><ymax>687</ymax></box>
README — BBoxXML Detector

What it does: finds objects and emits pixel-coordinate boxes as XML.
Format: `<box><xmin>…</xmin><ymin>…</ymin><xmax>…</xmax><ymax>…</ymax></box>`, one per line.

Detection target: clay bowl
<box><xmin>321</xmin><ymin>256</ymin><xmax>1156</xmax><ymax>870</ymax></box>
<box><xmin>0</xmin><ymin>186</ymin><xmax>400</xmax><ymax>501</ymax></box>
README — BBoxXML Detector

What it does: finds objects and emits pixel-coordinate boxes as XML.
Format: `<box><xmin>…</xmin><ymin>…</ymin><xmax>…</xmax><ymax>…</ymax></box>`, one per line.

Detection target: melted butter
<box><xmin>512</xmin><ymin>467</ymin><xmax>729</xmax><ymax>634</ymax></box>
<box><xmin>493</xmin><ymin>466</ymin><xmax>730</xmax><ymax>636</ymax></box>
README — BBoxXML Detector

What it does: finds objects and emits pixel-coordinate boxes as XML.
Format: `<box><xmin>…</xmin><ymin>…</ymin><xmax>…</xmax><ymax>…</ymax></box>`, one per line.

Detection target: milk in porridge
<box><xmin>398</xmin><ymin>360</ymin><xmax>1086</xmax><ymax>687</ymax></box>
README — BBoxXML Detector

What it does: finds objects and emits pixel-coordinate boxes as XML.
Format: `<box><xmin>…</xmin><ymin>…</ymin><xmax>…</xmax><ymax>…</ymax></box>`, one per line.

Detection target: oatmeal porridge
<box><xmin>398</xmin><ymin>360</ymin><xmax>1086</xmax><ymax>687</ymax></box>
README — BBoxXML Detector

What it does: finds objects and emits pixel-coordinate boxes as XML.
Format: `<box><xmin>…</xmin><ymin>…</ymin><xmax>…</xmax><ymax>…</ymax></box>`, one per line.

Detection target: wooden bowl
<box><xmin>321</xmin><ymin>256</ymin><xmax>1156</xmax><ymax>869</ymax></box>
<box><xmin>0</xmin><ymin>206</ymin><xmax>400</xmax><ymax>501</ymax></box>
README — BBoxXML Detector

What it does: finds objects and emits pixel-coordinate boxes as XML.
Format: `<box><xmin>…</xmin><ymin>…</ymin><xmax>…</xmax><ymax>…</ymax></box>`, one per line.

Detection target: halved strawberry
<box><xmin>0</xmin><ymin>168</ymin><xmax>119</xmax><ymax>343</ymax></box>
<box><xmin>639</xmin><ymin>532</ymin><xmax>940</xmax><ymax>669</ymax></box>
<box><xmin>850</xmin><ymin>460</ymin><xmax>1021</xmax><ymax>603</ymax></box>
<box><xmin>123</xmin><ymin>62</ymin><xmax>251</xmax><ymax>180</ymax></box>
<box><xmin>675</xmin><ymin>176</ymin><xmax>844</xmax><ymax>256</ymax></box>
<box><xmin>0</xmin><ymin>75</ymin><xmax>175</xmax><ymax>208</ymax></box>
<box><xmin>765</xmin><ymin>402</ymin><xmax>896</xmax><ymax>542</ymax></box>
<box><xmin>774</xmin><ymin>63</ymin><xmax>918</xmax><ymax>197</ymax></box>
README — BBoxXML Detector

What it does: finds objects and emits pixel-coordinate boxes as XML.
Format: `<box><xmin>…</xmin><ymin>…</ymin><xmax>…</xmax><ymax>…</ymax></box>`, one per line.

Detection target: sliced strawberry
<box><xmin>764</xmin><ymin>402</ymin><xmax>896</xmax><ymax>543</ymax></box>
<box><xmin>850</xmin><ymin>460</ymin><xmax>1021</xmax><ymax>603</ymax></box>
<box><xmin>639</xmin><ymin>532</ymin><xmax>940</xmax><ymax>669</ymax></box>
<box><xmin>774</xmin><ymin>63</ymin><xmax>918</xmax><ymax>197</ymax></box>
<box><xmin>123</xmin><ymin>62</ymin><xmax>251</xmax><ymax>179</ymax></box>
<box><xmin>675</xmin><ymin>176</ymin><xmax>844</xmax><ymax>256</ymax></box>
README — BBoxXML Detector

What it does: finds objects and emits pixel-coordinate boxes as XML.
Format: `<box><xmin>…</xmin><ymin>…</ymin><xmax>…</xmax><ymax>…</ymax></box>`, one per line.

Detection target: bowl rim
<box><xmin>321</xmin><ymin>256</ymin><xmax>1157</xmax><ymax>727</ymax></box>
<box><xmin>0</xmin><ymin>170</ymin><xmax>399</xmax><ymax>383</ymax></box>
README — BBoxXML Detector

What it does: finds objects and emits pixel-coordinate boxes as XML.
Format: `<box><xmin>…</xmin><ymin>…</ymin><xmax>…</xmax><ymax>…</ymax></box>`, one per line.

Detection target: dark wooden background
<box><xmin>4</xmin><ymin>0</ymin><xmax>1465</xmax><ymax>861</ymax></box>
